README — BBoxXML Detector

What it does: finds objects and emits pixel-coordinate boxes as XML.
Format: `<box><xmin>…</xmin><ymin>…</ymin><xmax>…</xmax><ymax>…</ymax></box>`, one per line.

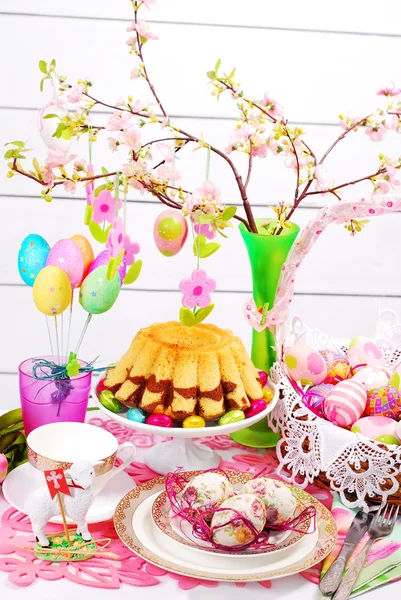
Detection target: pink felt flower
<box><xmin>92</xmin><ymin>190</ymin><xmax>122</xmax><ymax>224</ymax></box>
<box><xmin>179</xmin><ymin>269</ymin><xmax>216</xmax><ymax>309</ymax></box>
<box><xmin>120</xmin><ymin>128</ymin><xmax>141</xmax><ymax>150</ymax></box>
<box><xmin>108</xmin><ymin>137</ymin><xmax>119</xmax><ymax>152</ymax></box>
<box><xmin>126</xmin><ymin>20</ymin><xmax>158</xmax><ymax>40</ymax></box>
<box><xmin>194</xmin><ymin>223</ymin><xmax>216</xmax><ymax>239</ymax></box>
<box><xmin>377</xmin><ymin>83</ymin><xmax>401</xmax><ymax>97</ymax></box>
<box><xmin>105</xmin><ymin>111</ymin><xmax>132</xmax><ymax>131</ymax></box>
<box><xmin>67</xmin><ymin>85</ymin><xmax>84</xmax><ymax>103</ymax></box>
<box><xmin>45</xmin><ymin>149</ymin><xmax>76</xmax><ymax>168</ymax></box>
<box><xmin>124</xmin><ymin>234</ymin><xmax>140</xmax><ymax>265</ymax></box>
<box><xmin>107</xmin><ymin>217</ymin><xmax>126</xmax><ymax>258</ymax></box>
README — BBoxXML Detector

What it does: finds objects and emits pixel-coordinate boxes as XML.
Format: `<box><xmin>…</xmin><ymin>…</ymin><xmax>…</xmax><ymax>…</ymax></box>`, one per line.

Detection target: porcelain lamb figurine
<box><xmin>25</xmin><ymin>460</ymin><xmax>100</xmax><ymax>547</ymax></box>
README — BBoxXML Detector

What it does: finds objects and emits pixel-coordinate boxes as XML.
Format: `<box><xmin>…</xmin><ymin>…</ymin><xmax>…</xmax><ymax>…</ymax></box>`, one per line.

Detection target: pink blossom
<box><xmin>108</xmin><ymin>137</ymin><xmax>119</xmax><ymax>152</ymax></box>
<box><xmin>194</xmin><ymin>180</ymin><xmax>222</xmax><ymax>208</ymax></box>
<box><xmin>179</xmin><ymin>269</ymin><xmax>216</xmax><ymax>309</ymax></box>
<box><xmin>314</xmin><ymin>164</ymin><xmax>330</xmax><ymax>192</ymax></box>
<box><xmin>157</xmin><ymin>142</ymin><xmax>174</xmax><ymax>163</ymax></box>
<box><xmin>73</xmin><ymin>158</ymin><xmax>86</xmax><ymax>171</ymax></box>
<box><xmin>63</xmin><ymin>180</ymin><xmax>76</xmax><ymax>193</ymax></box>
<box><xmin>107</xmin><ymin>217</ymin><xmax>126</xmax><ymax>258</ymax></box>
<box><xmin>67</xmin><ymin>85</ymin><xmax>84</xmax><ymax>103</ymax></box>
<box><xmin>386</xmin><ymin>165</ymin><xmax>401</xmax><ymax>186</ymax></box>
<box><xmin>385</xmin><ymin>114</ymin><xmax>399</xmax><ymax>130</ymax></box>
<box><xmin>251</xmin><ymin>143</ymin><xmax>268</xmax><ymax>158</ymax></box>
<box><xmin>126</xmin><ymin>20</ymin><xmax>158</xmax><ymax>40</ymax></box>
<box><xmin>266</xmin><ymin>137</ymin><xmax>279</xmax><ymax>154</ymax></box>
<box><xmin>372</xmin><ymin>179</ymin><xmax>390</xmax><ymax>195</ymax></box>
<box><xmin>45</xmin><ymin>149</ymin><xmax>76</xmax><ymax>168</ymax></box>
<box><xmin>120</xmin><ymin>127</ymin><xmax>141</xmax><ymax>151</ymax></box>
<box><xmin>105</xmin><ymin>111</ymin><xmax>132</xmax><ymax>131</ymax></box>
<box><xmin>377</xmin><ymin>83</ymin><xmax>401</xmax><ymax>97</ymax></box>
<box><xmin>130</xmin><ymin>98</ymin><xmax>146</xmax><ymax>113</ymax></box>
<box><xmin>41</xmin><ymin>165</ymin><xmax>54</xmax><ymax>187</ymax></box>
<box><xmin>123</xmin><ymin>234</ymin><xmax>140</xmax><ymax>266</ymax></box>
<box><xmin>92</xmin><ymin>190</ymin><xmax>122</xmax><ymax>224</ymax></box>
<box><xmin>260</xmin><ymin>91</ymin><xmax>284</xmax><ymax>118</ymax></box>
<box><xmin>339</xmin><ymin>113</ymin><xmax>362</xmax><ymax>131</ymax></box>
<box><xmin>365</xmin><ymin>124</ymin><xmax>387</xmax><ymax>141</ymax></box>
<box><xmin>130</xmin><ymin>66</ymin><xmax>140</xmax><ymax>80</ymax></box>
<box><xmin>126</xmin><ymin>36</ymin><xmax>137</xmax><ymax>47</ymax></box>
<box><xmin>194</xmin><ymin>223</ymin><xmax>216</xmax><ymax>240</ymax></box>
<box><xmin>122</xmin><ymin>158</ymin><xmax>147</xmax><ymax>179</ymax></box>
<box><xmin>156</xmin><ymin>164</ymin><xmax>181</xmax><ymax>181</ymax></box>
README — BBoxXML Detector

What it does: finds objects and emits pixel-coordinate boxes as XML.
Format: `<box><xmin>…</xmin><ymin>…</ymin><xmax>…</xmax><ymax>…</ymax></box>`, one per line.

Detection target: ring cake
<box><xmin>104</xmin><ymin>321</ymin><xmax>264</xmax><ymax>421</ymax></box>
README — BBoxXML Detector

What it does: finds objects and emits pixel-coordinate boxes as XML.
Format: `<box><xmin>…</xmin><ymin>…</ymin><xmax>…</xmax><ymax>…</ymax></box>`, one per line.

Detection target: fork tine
<box><xmin>386</xmin><ymin>504</ymin><xmax>395</xmax><ymax>525</ymax></box>
<box><xmin>375</xmin><ymin>502</ymin><xmax>387</xmax><ymax>524</ymax></box>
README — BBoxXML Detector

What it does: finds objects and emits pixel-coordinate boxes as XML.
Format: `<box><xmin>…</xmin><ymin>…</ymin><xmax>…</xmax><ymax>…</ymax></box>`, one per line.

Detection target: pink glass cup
<box><xmin>19</xmin><ymin>356</ymin><xmax>92</xmax><ymax>436</ymax></box>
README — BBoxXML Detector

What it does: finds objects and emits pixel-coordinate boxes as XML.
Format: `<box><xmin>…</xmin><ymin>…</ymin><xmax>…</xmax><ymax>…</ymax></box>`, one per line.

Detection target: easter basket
<box><xmin>261</xmin><ymin>195</ymin><xmax>401</xmax><ymax>509</ymax></box>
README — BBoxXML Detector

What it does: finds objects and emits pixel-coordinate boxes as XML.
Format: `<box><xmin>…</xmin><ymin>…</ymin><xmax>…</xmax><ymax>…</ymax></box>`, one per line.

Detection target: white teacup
<box><xmin>27</xmin><ymin>422</ymin><xmax>136</xmax><ymax>495</ymax></box>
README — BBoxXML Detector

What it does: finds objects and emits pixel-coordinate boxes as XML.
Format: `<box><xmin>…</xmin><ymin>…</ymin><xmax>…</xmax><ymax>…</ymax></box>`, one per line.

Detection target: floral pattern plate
<box><xmin>114</xmin><ymin>470</ymin><xmax>337</xmax><ymax>582</ymax></box>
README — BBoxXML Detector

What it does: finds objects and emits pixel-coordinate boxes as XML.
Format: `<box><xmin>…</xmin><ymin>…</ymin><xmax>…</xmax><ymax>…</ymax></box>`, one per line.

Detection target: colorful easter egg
<box><xmin>182</xmin><ymin>416</ymin><xmax>206</xmax><ymax>428</ymax></box>
<box><xmin>303</xmin><ymin>383</ymin><xmax>335</xmax><ymax>418</ymax></box>
<box><xmin>365</xmin><ymin>386</ymin><xmax>401</xmax><ymax>419</ymax></box>
<box><xmin>326</xmin><ymin>359</ymin><xmax>351</xmax><ymax>381</ymax></box>
<box><xmin>284</xmin><ymin>344</ymin><xmax>328</xmax><ymax>386</ymax></box>
<box><xmin>79</xmin><ymin>266</ymin><xmax>120</xmax><ymax>314</ymax></box>
<box><xmin>263</xmin><ymin>388</ymin><xmax>274</xmax><ymax>403</ymax></box>
<box><xmin>389</xmin><ymin>363</ymin><xmax>401</xmax><ymax>391</ymax></box>
<box><xmin>352</xmin><ymin>416</ymin><xmax>399</xmax><ymax>445</ymax></box>
<box><xmin>46</xmin><ymin>239</ymin><xmax>84</xmax><ymax>289</ymax></box>
<box><xmin>181</xmin><ymin>472</ymin><xmax>234</xmax><ymax>514</ymax></box>
<box><xmin>127</xmin><ymin>407</ymin><xmax>146</xmax><ymax>423</ymax></box>
<box><xmin>33</xmin><ymin>265</ymin><xmax>72</xmax><ymax>316</ymax></box>
<box><xmin>88</xmin><ymin>249</ymin><xmax>126</xmax><ymax>285</ymax></box>
<box><xmin>70</xmin><ymin>234</ymin><xmax>94</xmax><ymax>282</ymax></box>
<box><xmin>153</xmin><ymin>209</ymin><xmax>188</xmax><ymax>257</ymax></box>
<box><xmin>39</xmin><ymin>102</ymin><xmax>72</xmax><ymax>152</ymax></box>
<box><xmin>0</xmin><ymin>454</ymin><xmax>8</xmax><ymax>484</ymax></box>
<box><xmin>258</xmin><ymin>370</ymin><xmax>268</xmax><ymax>387</ymax></box>
<box><xmin>18</xmin><ymin>234</ymin><xmax>50</xmax><ymax>286</ymax></box>
<box><xmin>324</xmin><ymin>379</ymin><xmax>367</xmax><ymax>427</ymax></box>
<box><xmin>245</xmin><ymin>399</ymin><xmax>267</xmax><ymax>418</ymax></box>
<box><xmin>347</xmin><ymin>337</ymin><xmax>385</xmax><ymax>370</ymax></box>
<box><xmin>352</xmin><ymin>366</ymin><xmax>391</xmax><ymax>392</ymax></box>
<box><xmin>145</xmin><ymin>414</ymin><xmax>173</xmax><ymax>428</ymax></box>
<box><xmin>211</xmin><ymin>494</ymin><xmax>266</xmax><ymax>548</ymax></box>
<box><xmin>241</xmin><ymin>478</ymin><xmax>297</xmax><ymax>524</ymax></box>
<box><xmin>99</xmin><ymin>390</ymin><xmax>122</xmax><ymax>413</ymax></box>
<box><xmin>218</xmin><ymin>410</ymin><xmax>245</xmax><ymax>426</ymax></box>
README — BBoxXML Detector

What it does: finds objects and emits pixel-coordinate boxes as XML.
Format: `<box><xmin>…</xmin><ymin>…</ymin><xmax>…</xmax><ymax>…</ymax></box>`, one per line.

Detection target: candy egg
<box><xmin>352</xmin><ymin>366</ymin><xmax>391</xmax><ymax>392</ymax></box>
<box><xmin>153</xmin><ymin>209</ymin><xmax>188</xmax><ymax>257</ymax></box>
<box><xmin>211</xmin><ymin>494</ymin><xmax>266</xmax><ymax>548</ymax></box>
<box><xmin>365</xmin><ymin>386</ymin><xmax>401</xmax><ymax>419</ymax></box>
<box><xmin>347</xmin><ymin>337</ymin><xmax>385</xmax><ymax>370</ymax></box>
<box><xmin>127</xmin><ymin>407</ymin><xmax>146</xmax><ymax>423</ymax></box>
<box><xmin>218</xmin><ymin>410</ymin><xmax>245</xmax><ymax>426</ymax></box>
<box><xmin>258</xmin><ymin>370</ymin><xmax>268</xmax><ymax>387</ymax></box>
<box><xmin>95</xmin><ymin>377</ymin><xmax>108</xmax><ymax>397</ymax></box>
<box><xmin>183</xmin><ymin>416</ymin><xmax>206</xmax><ymax>428</ymax></box>
<box><xmin>99</xmin><ymin>390</ymin><xmax>123</xmax><ymax>413</ymax></box>
<box><xmin>352</xmin><ymin>416</ymin><xmax>399</xmax><ymax>445</ymax></box>
<box><xmin>263</xmin><ymin>388</ymin><xmax>274</xmax><ymax>403</ymax></box>
<box><xmin>326</xmin><ymin>359</ymin><xmax>351</xmax><ymax>381</ymax></box>
<box><xmin>18</xmin><ymin>234</ymin><xmax>50</xmax><ymax>286</ymax></box>
<box><xmin>245</xmin><ymin>399</ymin><xmax>267</xmax><ymax>418</ymax></box>
<box><xmin>324</xmin><ymin>379</ymin><xmax>367</xmax><ymax>427</ymax></box>
<box><xmin>145</xmin><ymin>413</ymin><xmax>173</xmax><ymax>428</ymax></box>
<box><xmin>181</xmin><ymin>472</ymin><xmax>234</xmax><ymax>514</ymax></box>
<box><xmin>389</xmin><ymin>363</ymin><xmax>401</xmax><ymax>391</ymax></box>
<box><xmin>303</xmin><ymin>383</ymin><xmax>335</xmax><ymax>418</ymax></box>
<box><xmin>0</xmin><ymin>454</ymin><xmax>8</xmax><ymax>484</ymax></box>
<box><xmin>242</xmin><ymin>478</ymin><xmax>297</xmax><ymax>524</ymax></box>
<box><xmin>284</xmin><ymin>344</ymin><xmax>327</xmax><ymax>386</ymax></box>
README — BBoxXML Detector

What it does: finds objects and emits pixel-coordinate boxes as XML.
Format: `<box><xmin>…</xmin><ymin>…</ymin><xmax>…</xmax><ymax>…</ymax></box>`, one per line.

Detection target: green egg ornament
<box><xmin>79</xmin><ymin>266</ymin><xmax>120</xmax><ymax>314</ymax></box>
<box><xmin>99</xmin><ymin>390</ymin><xmax>123</xmax><ymax>413</ymax></box>
<box><xmin>218</xmin><ymin>410</ymin><xmax>245</xmax><ymax>426</ymax></box>
<box><xmin>153</xmin><ymin>209</ymin><xmax>188</xmax><ymax>257</ymax></box>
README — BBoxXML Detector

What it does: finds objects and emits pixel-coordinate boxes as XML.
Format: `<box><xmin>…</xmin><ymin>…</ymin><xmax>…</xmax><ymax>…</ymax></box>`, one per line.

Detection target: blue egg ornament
<box><xmin>18</xmin><ymin>234</ymin><xmax>50</xmax><ymax>286</ymax></box>
<box><xmin>127</xmin><ymin>407</ymin><xmax>146</xmax><ymax>423</ymax></box>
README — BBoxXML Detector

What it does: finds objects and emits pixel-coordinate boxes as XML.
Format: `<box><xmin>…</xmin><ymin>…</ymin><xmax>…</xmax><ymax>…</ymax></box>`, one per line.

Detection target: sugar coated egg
<box><xmin>324</xmin><ymin>379</ymin><xmax>367</xmax><ymax>427</ymax></box>
<box><xmin>99</xmin><ymin>390</ymin><xmax>123</xmax><ymax>413</ymax></box>
<box><xmin>244</xmin><ymin>399</ymin><xmax>267</xmax><ymax>418</ymax></box>
<box><xmin>352</xmin><ymin>416</ymin><xmax>399</xmax><ymax>445</ymax></box>
<box><xmin>263</xmin><ymin>388</ymin><xmax>274</xmax><ymax>403</ymax></box>
<box><xmin>219</xmin><ymin>410</ymin><xmax>245</xmax><ymax>425</ymax></box>
<box><xmin>127</xmin><ymin>407</ymin><xmax>146</xmax><ymax>423</ymax></box>
<box><xmin>284</xmin><ymin>344</ymin><xmax>327</xmax><ymax>385</ymax></box>
<box><xmin>352</xmin><ymin>366</ymin><xmax>391</xmax><ymax>392</ymax></box>
<box><xmin>211</xmin><ymin>494</ymin><xmax>266</xmax><ymax>548</ymax></box>
<box><xmin>182</xmin><ymin>416</ymin><xmax>206</xmax><ymax>428</ymax></box>
<box><xmin>153</xmin><ymin>209</ymin><xmax>188</xmax><ymax>257</ymax></box>
<box><xmin>145</xmin><ymin>414</ymin><xmax>173</xmax><ymax>428</ymax></box>
<box><xmin>347</xmin><ymin>337</ymin><xmax>385</xmax><ymax>370</ymax></box>
<box><xmin>365</xmin><ymin>386</ymin><xmax>401</xmax><ymax>419</ymax></box>
<box><xmin>0</xmin><ymin>454</ymin><xmax>8</xmax><ymax>484</ymax></box>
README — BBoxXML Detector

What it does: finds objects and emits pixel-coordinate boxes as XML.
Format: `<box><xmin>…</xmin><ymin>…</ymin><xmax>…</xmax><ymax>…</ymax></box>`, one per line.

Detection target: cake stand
<box><xmin>93</xmin><ymin>383</ymin><xmax>278</xmax><ymax>474</ymax></box>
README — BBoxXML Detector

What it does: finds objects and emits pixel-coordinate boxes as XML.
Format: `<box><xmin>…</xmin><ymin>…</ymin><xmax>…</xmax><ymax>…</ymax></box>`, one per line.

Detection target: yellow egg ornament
<box><xmin>33</xmin><ymin>266</ymin><xmax>72</xmax><ymax>316</ymax></box>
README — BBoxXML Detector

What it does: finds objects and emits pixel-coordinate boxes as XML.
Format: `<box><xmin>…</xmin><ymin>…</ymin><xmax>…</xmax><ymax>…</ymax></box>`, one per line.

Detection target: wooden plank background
<box><xmin>0</xmin><ymin>0</ymin><xmax>400</xmax><ymax>409</ymax></box>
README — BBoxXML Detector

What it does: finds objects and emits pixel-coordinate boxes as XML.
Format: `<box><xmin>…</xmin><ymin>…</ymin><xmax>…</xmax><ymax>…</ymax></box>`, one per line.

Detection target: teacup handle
<box><xmin>110</xmin><ymin>442</ymin><xmax>137</xmax><ymax>478</ymax></box>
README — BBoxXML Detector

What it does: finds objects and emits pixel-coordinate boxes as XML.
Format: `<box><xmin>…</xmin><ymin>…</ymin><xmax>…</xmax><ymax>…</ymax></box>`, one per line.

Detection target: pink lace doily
<box><xmin>0</xmin><ymin>417</ymin><xmax>333</xmax><ymax>590</ymax></box>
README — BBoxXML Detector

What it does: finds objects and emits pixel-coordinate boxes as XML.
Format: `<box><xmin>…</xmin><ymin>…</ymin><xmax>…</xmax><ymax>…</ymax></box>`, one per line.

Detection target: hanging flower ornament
<box><xmin>5</xmin><ymin>0</ymin><xmax>401</xmax><ymax>325</ymax></box>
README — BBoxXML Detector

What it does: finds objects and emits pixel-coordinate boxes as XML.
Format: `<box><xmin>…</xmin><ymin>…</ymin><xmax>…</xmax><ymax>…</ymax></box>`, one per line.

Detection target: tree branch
<box><xmin>283</xmin><ymin>122</ymin><xmax>300</xmax><ymax>203</ymax></box>
<box><xmin>319</xmin><ymin>116</ymin><xmax>370</xmax><ymax>165</ymax></box>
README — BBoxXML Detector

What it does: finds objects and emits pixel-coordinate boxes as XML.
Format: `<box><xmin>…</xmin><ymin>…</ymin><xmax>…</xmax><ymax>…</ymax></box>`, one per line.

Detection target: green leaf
<box><xmin>39</xmin><ymin>60</ymin><xmax>47</xmax><ymax>74</ymax></box>
<box><xmin>123</xmin><ymin>260</ymin><xmax>142</xmax><ymax>285</ymax></box>
<box><xmin>179</xmin><ymin>304</ymin><xmax>215</xmax><ymax>327</ymax></box>
<box><xmin>4</xmin><ymin>149</ymin><xmax>16</xmax><ymax>159</ymax></box>
<box><xmin>94</xmin><ymin>184</ymin><xmax>107</xmax><ymax>198</ymax></box>
<box><xmin>195</xmin><ymin>214</ymin><xmax>214</xmax><ymax>224</ymax></box>
<box><xmin>193</xmin><ymin>303</ymin><xmax>214</xmax><ymax>325</ymax></box>
<box><xmin>43</xmin><ymin>113</ymin><xmax>59</xmax><ymax>119</ymax></box>
<box><xmin>40</xmin><ymin>78</ymin><xmax>45</xmax><ymax>92</ymax></box>
<box><xmin>84</xmin><ymin>204</ymin><xmax>93</xmax><ymax>226</ymax></box>
<box><xmin>50</xmin><ymin>58</ymin><xmax>56</xmax><ymax>68</ymax></box>
<box><xmin>207</xmin><ymin>70</ymin><xmax>216</xmax><ymax>80</ymax></box>
<box><xmin>222</xmin><ymin>205</ymin><xmax>237</xmax><ymax>221</ymax></box>
<box><xmin>5</xmin><ymin>141</ymin><xmax>25</xmax><ymax>148</ymax></box>
<box><xmin>101</xmin><ymin>166</ymin><xmax>109</xmax><ymax>175</ymax></box>
<box><xmin>89</xmin><ymin>221</ymin><xmax>111</xmax><ymax>244</ymax></box>
<box><xmin>192</xmin><ymin>234</ymin><xmax>206</xmax><ymax>256</ymax></box>
<box><xmin>61</xmin><ymin>128</ymin><xmax>71</xmax><ymax>140</ymax></box>
<box><xmin>199</xmin><ymin>241</ymin><xmax>221</xmax><ymax>258</ymax></box>
<box><xmin>214</xmin><ymin>58</ymin><xmax>221</xmax><ymax>73</ymax></box>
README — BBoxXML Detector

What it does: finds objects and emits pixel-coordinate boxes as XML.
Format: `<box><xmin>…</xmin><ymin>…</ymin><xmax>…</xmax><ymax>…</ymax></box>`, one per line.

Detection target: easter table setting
<box><xmin>3</xmin><ymin>0</ymin><xmax>401</xmax><ymax>598</ymax></box>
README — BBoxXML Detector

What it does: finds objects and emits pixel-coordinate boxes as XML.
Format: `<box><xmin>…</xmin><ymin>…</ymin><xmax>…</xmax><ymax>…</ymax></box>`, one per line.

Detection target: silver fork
<box><xmin>333</xmin><ymin>503</ymin><xmax>399</xmax><ymax>600</ymax></box>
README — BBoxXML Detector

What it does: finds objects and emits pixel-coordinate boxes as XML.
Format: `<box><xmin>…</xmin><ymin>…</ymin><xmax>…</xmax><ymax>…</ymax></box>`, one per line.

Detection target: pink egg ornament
<box><xmin>153</xmin><ymin>210</ymin><xmax>188</xmax><ymax>257</ymax></box>
<box><xmin>324</xmin><ymin>379</ymin><xmax>367</xmax><ymax>427</ymax></box>
<box><xmin>352</xmin><ymin>416</ymin><xmax>399</xmax><ymax>446</ymax></box>
<box><xmin>352</xmin><ymin>366</ymin><xmax>391</xmax><ymax>392</ymax></box>
<box><xmin>284</xmin><ymin>344</ymin><xmax>328</xmax><ymax>386</ymax></box>
<box><xmin>46</xmin><ymin>239</ymin><xmax>84</xmax><ymax>289</ymax></box>
<box><xmin>89</xmin><ymin>249</ymin><xmax>127</xmax><ymax>285</ymax></box>
<box><xmin>347</xmin><ymin>337</ymin><xmax>385</xmax><ymax>371</ymax></box>
<box><xmin>245</xmin><ymin>399</ymin><xmax>267</xmax><ymax>418</ymax></box>
<box><xmin>145</xmin><ymin>413</ymin><xmax>173</xmax><ymax>428</ymax></box>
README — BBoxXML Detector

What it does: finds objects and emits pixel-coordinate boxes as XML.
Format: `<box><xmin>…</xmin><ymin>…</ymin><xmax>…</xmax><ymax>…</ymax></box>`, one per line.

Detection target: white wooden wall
<box><xmin>1</xmin><ymin>0</ymin><xmax>401</xmax><ymax>409</ymax></box>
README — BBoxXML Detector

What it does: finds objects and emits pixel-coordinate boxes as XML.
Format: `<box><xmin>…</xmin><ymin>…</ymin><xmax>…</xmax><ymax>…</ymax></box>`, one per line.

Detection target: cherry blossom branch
<box><xmin>245</xmin><ymin>140</ymin><xmax>253</xmax><ymax>190</ymax></box>
<box><xmin>305</xmin><ymin>163</ymin><xmax>401</xmax><ymax>197</ymax></box>
<box><xmin>319</xmin><ymin>116</ymin><xmax>370</xmax><ymax>165</ymax></box>
<box><xmin>217</xmin><ymin>80</ymin><xmax>278</xmax><ymax>123</ymax></box>
<box><xmin>233</xmin><ymin>214</ymin><xmax>251</xmax><ymax>231</ymax></box>
<box><xmin>283</xmin><ymin>123</ymin><xmax>300</xmax><ymax>202</ymax></box>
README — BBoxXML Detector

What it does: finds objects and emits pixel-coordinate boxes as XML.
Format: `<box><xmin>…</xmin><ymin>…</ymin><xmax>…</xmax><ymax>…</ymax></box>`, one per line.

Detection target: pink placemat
<box><xmin>0</xmin><ymin>417</ymin><xmax>332</xmax><ymax>589</ymax></box>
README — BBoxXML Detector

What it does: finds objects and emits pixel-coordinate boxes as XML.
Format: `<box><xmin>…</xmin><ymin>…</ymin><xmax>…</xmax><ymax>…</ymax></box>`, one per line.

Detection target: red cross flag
<box><xmin>44</xmin><ymin>468</ymin><xmax>71</xmax><ymax>499</ymax></box>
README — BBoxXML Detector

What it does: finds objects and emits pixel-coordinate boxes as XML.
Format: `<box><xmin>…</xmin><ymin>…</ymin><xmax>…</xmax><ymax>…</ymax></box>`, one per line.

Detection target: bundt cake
<box><xmin>104</xmin><ymin>321</ymin><xmax>264</xmax><ymax>422</ymax></box>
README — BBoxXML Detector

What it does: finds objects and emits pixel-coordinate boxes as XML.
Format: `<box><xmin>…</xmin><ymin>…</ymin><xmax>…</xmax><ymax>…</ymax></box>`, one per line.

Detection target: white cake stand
<box><xmin>93</xmin><ymin>383</ymin><xmax>278</xmax><ymax>475</ymax></box>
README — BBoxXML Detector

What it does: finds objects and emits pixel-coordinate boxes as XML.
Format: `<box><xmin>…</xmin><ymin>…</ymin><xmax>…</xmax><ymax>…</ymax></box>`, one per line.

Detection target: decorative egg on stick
<box><xmin>46</xmin><ymin>239</ymin><xmax>84</xmax><ymax>290</ymax></box>
<box><xmin>89</xmin><ymin>249</ymin><xmax>126</xmax><ymax>285</ymax></box>
<box><xmin>18</xmin><ymin>234</ymin><xmax>50</xmax><ymax>286</ymax></box>
<box><xmin>153</xmin><ymin>209</ymin><xmax>188</xmax><ymax>257</ymax></box>
<box><xmin>32</xmin><ymin>266</ymin><xmax>72</xmax><ymax>316</ymax></box>
<box><xmin>284</xmin><ymin>344</ymin><xmax>327</xmax><ymax>386</ymax></box>
<box><xmin>347</xmin><ymin>337</ymin><xmax>385</xmax><ymax>371</ymax></box>
<box><xmin>79</xmin><ymin>266</ymin><xmax>120</xmax><ymax>315</ymax></box>
<box><xmin>70</xmin><ymin>234</ymin><xmax>94</xmax><ymax>283</ymax></box>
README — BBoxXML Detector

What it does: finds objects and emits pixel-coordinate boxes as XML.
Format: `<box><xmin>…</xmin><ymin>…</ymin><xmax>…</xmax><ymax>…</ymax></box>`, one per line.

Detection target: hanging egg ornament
<box><xmin>153</xmin><ymin>209</ymin><xmax>188</xmax><ymax>257</ymax></box>
<box><xmin>304</xmin><ymin>383</ymin><xmax>335</xmax><ymax>418</ymax></box>
<box><xmin>79</xmin><ymin>266</ymin><xmax>120</xmax><ymax>315</ymax></box>
<box><xmin>284</xmin><ymin>344</ymin><xmax>327</xmax><ymax>385</ymax></box>
<box><xmin>18</xmin><ymin>234</ymin><xmax>50</xmax><ymax>286</ymax></box>
<box><xmin>352</xmin><ymin>416</ymin><xmax>399</xmax><ymax>446</ymax></box>
<box><xmin>33</xmin><ymin>265</ymin><xmax>72</xmax><ymax>316</ymax></box>
<box><xmin>365</xmin><ymin>386</ymin><xmax>401</xmax><ymax>419</ymax></box>
<box><xmin>326</xmin><ymin>358</ymin><xmax>351</xmax><ymax>381</ymax></box>
<box><xmin>388</xmin><ymin>363</ymin><xmax>401</xmax><ymax>391</ymax></box>
<box><xmin>46</xmin><ymin>239</ymin><xmax>84</xmax><ymax>289</ymax></box>
<box><xmin>352</xmin><ymin>366</ymin><xmax>391</xmax><ymax>392</ymax></box>
<box><xmin>88</xmin><ymin>249</ymin><xmax>126</xmax><ymax>285</ymax></box>
<box><xmin>324</xmin><ymin>379</ymin><xmax>367</xmax><ymax>427</ymax></box>
<box><xmin>70</xmin><ymin>234</ymin><xmax>94</xmax><ymax>282</ymax></box>
<box><xmin>347</xmin><ymin>337</ymin><xmax>385</xmax><ymax>371</ymax></box>
<box><xmin>39</xmin><ymin>102</ymin><xmax>72</xmax><ymax>152</ymax></box>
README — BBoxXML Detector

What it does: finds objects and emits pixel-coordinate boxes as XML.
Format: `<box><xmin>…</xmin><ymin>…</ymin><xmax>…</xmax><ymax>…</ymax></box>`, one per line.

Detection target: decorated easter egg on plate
<box><xmin>211</xmin><ymin>494</ymin><xmax>266</xmax><ymax>548</ymax></box>
<box><xmin>303</xmin><ymin>383</ymin><xmax>335</xmax><ymax>418</ymax></box>
<box><xmin>284</xmin><ymin>344</ymin><xmax>327</xmax><ymax>385</ymax></box>
<box><xmin>326</xmin><ymin>359</ymin><xmax>351</xmax><ymax>381</ymax></box>
<box><xmin>352</xmin><ymin>366</ymin><xmax>391</xmax><ymax>392</ymax></box>
<box><xmin>18</xmin><ymin>234</ymin><xmax>50</xmax><ymax>286</ymax></box>
<box><xmin>365</xmin><ymin>386</ymin><xmax>401</xmax><ymax>419</ymax></box>
<box><xmin>347</xmin><ymin>337</ymin><xmax>385</xmax><ymax>370</ymax></box>
<box><xmin>324</xmin><ymin>379</ymin><xmax>367</xmax><ymax>427</ymax></box>
<box><xmin>145</xmin><ymin>414</ymin><xmax>173</xmax><ymax>428</ymax></box>
<box><xmin>352</xmin><ymin>416</ymin><xmax>399</xmax><ymax>445</ymax></box>
<box><xmin>181</xmin><ymin>472</ymin><xmax>234</xmax><ymax>514</ymax></box>
<box><xmin>241</xmin><ymin>478</ymin><xmax>296</xmax><ymax>524</ymax></box>
<box><xmin>153</xmin><ymin>209</ymin><xmax>188</xmax><ymax>257</ymax></box>
<box><xmin>388</xmin><ymin>363</ymin><xmax>401</xmax><ymax>391</ymax></box>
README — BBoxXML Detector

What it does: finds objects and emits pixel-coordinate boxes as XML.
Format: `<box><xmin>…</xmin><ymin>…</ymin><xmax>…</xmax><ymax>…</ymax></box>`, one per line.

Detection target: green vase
<box><xmin>231</xmin><ymin>218</ymin><xmax>300</xmax><ymax>448</ymax></box>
